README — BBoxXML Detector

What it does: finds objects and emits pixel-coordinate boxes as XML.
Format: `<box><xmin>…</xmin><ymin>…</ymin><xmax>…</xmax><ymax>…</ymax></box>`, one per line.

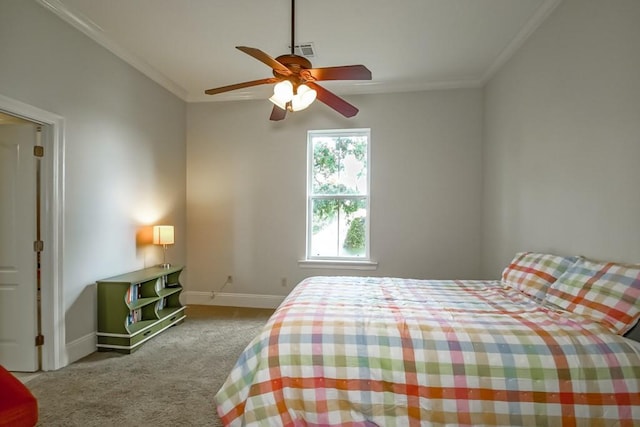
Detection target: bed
<box><xmin>215</xmin><ymin>253</ymin><xmax>640</xmax><ymax>426</ymax></box>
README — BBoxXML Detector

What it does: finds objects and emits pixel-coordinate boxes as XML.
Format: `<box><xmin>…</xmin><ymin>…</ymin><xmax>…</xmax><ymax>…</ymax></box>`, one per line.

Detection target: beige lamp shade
<box><xmin>152</xmin><ymin>225</ymin><xmax>174</xmax><ymax>245</ymax></box>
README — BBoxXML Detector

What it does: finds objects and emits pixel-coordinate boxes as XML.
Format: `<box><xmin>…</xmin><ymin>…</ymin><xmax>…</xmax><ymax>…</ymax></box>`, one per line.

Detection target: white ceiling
<box><xmin>37</xmin><ymin>0</ymin><xmax>561</xmax><ymax>103</ymax></box>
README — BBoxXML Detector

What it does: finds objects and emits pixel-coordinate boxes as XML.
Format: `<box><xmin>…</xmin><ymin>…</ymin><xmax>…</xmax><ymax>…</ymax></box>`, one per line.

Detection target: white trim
<box><xmin>96</xmin><ymin>306</ymin><xmax>186</xmax><ymax>338</ymax></box>
<box><xmin>96</xmin><ymin>315</ymin><xmax>186</xmax><ymax>351</ymax></box>
<box><xmin>96</xmin><ymin>332</ymin><xmax>130</xmax><ymax>338</ymax></box>
<box><xmin>65</xmin><ymin>332</ymin><xmax>95</xmax><ymax>365</ymax></box>
<box><xmin>35</xmin><ymin>0</ymin><xmax>188</xmax><ymax>101</ymax></box>
<box><xmin>0</xmin><ymin>94</ymin><xmax>65</xmax><ymax>371</ymax></box>
<box><xmin>481</xmin><ymin>0</ymin><xmax>563</xmax><ymax>85</ymax></box>
<box><xmin>306</xmin><ymin>129</ymin><xmax>372</xmax><ymax>261</ymax></box>
<box><xmin>201</xmin><ymin>79</ymin><xmax>485</xmax><ymax>103</ymax></box>
<box><xmin>298</xmin><ymin>259</ymin><xmax>378</xmax><ymax>270</ymax></box>
<box><xmin>184</xmin><ymin>291</ymin><xmax>285</xmax><ymax>309</ymax></box>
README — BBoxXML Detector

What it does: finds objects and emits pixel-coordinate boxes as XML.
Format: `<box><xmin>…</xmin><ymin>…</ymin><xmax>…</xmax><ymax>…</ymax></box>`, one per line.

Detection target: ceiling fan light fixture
<box><xmin>268</xmin><ymin>96</ymin><xmax>287</xmax><ymax>110</ymax></box>
<box><xmin>269</xmin><ymin>80</ymin><xmax>294</xmax><ymax>110</ymax></box>
<box><xmin>290</xmin><ymin>84</ymin><xmax>317</xmax><ymax>111</ymax></box>
<box><xmin>204</xmin><ymin>0</ymin><xmax>371</xmax><ymax>120</ymax></box>
<box><xmin>273</xmin><ymin>80</ymin><xmax>294</xmax><ymax>100</ymax></box>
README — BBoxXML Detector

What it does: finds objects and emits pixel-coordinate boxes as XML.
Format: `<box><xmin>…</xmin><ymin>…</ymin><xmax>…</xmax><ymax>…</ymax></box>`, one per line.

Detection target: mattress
<box><xmin>215</xmin><ymin>276</ymin><xmax>640</xmax><ymax>426</ymax></box>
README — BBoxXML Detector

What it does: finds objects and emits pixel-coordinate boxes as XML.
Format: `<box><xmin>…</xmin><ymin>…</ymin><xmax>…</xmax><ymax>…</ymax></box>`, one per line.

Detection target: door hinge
<box><xmin>35</xmin><ymin>334</ymin><xmax>44</xmax><ymax>346</ymax></box>
<box><xmin>34</xmin><ymin>240</ymin><xmax>44</xmax><ymax>252</ymax></box>
<box><xmin>33</xmin><ymin>146</ymin><xmax>44</xmax><ymax>157</ymax></box>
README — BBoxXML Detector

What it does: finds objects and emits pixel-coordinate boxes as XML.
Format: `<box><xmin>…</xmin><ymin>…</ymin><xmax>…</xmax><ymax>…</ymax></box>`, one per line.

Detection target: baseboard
<box><xmin>184</xmin><ymin>291</ymin><xmax>285</xmax><ymax>309</ymax></box>
<box><xmin>65</xmin><ymin>332</ymin><xmax>96</xmax><ymax>366</ymax></box>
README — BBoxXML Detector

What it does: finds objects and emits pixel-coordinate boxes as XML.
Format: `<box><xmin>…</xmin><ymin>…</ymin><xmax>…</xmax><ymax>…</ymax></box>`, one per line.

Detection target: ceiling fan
<box><xmin>204</xmin><ymin>0</ymin><xmax>372</xmax><ymax>121</ymax></box>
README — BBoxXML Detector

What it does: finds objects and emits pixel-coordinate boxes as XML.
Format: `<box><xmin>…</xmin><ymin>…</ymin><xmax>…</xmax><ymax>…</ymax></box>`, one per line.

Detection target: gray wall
<box><xmin>0</xmin><ymin>0</ymin><xmax>186</xmax><ymax>359</ymax></box>
<box><xmin>482</xmin><ymin>0</ymin><xmax>640</xmax><ymax>278</ymax></box>
<box><xmin>187</xmin><ymin>89</ymin><xmax>484</xmax><ymax>298</ymax></box>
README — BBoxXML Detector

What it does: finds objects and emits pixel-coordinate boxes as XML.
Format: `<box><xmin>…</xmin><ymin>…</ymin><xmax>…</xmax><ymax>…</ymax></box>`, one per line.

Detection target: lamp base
<box><xmin>159</xmin><ymin>263</ymin><xmax>172</xmax><ymax>269</ymax></box>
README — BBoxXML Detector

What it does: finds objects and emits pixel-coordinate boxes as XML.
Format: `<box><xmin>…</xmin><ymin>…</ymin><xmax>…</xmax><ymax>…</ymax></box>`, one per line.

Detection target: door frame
<box><xmin>0</xmin><ymin>93</ymin><xmax>65</xmax><ymax>371</ymax></box>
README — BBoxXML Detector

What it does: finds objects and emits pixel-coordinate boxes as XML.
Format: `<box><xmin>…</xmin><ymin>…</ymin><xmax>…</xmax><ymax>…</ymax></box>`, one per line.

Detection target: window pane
<box><xmin>310</xmin><ymin>198</ymin><xmax>366</xmax><ymax>257</ymax></box>
<box><xmin>311</xmin><ymin>136</ymin><xmax>367</xmax><ymax>195</ymax></box>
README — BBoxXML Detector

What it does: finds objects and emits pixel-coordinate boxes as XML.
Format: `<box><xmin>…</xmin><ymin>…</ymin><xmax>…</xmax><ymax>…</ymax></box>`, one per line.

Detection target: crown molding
<box><xmin>189</xmin><ymin>78</ymin><xmax>484</xmax><ymax>103</ymax></box>
<box><xmin>481</xmin><ymin>0</ymin><xmax>563</xmax><ymax>85</ymax></box>
<box><xmin>36</xmin><ymin>0</ymin><xmax>560</xmax><ymax>103</ymax></box>
<box><xmin>36</xmin><ymin>0</ymin><xmax>188</xmax><ymax>100</ymax></box>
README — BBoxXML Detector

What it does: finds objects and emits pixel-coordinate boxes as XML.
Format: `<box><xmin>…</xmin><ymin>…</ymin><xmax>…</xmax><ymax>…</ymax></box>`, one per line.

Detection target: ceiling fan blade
<box><xmin>236</xmin><ymin>46</ymin><xmax>292</xmax><ymax>76</ymax></box>
<box><xmin>306</xmin><ymin>82</ymin><xmax>359</xmax><ymax>118</ymax></box>
<box><xmin>269</xmin><ymin>105</ymin><xmax>287</xmax><ymax>121</ymax></box>
<box><xmin>305</xmin><ymin>65</ymin><xmax>372</xmax><ymax>81</ymax></box>
<box><xmin>205</xmin><ymin>77</ymin><xmax>279</xmax><ymax>95</ymax></box>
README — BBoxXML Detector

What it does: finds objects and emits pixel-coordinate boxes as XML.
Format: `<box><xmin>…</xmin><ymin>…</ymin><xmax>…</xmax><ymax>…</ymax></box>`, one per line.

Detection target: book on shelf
<box><xmin>126</xmin><ymin>308</ymin><xmax>143</xmax><ymax>326</ymax></box>
<box><xmin>126</xmin><ymin>284</ymin><xmax>142</xmax><ymax>304</ymax></box>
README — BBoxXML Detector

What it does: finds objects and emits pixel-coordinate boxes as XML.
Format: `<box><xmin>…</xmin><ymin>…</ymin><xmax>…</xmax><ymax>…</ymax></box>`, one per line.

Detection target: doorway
<box><xmin>0</xmin><ymin>94</ymin><xmax>65</xmax><ymax>371</ymax></box>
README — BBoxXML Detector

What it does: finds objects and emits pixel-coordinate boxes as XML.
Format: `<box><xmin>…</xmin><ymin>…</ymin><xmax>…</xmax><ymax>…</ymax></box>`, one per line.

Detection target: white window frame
<box><xmin>301</xmin><ymin>128</ymin><xmax>376</xmax><ymax>269</ymax></box>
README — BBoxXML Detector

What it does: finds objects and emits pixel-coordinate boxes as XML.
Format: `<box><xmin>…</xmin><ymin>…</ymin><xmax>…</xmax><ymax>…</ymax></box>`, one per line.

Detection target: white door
<box><xmin>0</xmin><ymin>120</ymin><xmax>38</xmax><ymax>371</ymax></box>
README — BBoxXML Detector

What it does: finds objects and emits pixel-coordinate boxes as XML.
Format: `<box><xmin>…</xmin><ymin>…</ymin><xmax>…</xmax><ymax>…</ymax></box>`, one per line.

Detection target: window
<box><xmin>306</xmin><ymin>129</ymin><xmax>370</xmax><ymax>261</ymax></box>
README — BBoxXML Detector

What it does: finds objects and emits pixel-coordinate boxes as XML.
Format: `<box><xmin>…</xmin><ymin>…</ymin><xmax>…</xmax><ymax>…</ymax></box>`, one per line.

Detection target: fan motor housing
<box><xmin>274</xmin><ymin>54</ymin><xmax>312</xmax><ymax>77</ymax></box>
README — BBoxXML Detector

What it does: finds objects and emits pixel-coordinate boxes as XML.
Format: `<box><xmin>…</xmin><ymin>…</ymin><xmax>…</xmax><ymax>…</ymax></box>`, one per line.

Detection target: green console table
<box><xmin>97</xmin><ymin>265</ymin><xmax>185</xmax><ymax>353</ymax></box>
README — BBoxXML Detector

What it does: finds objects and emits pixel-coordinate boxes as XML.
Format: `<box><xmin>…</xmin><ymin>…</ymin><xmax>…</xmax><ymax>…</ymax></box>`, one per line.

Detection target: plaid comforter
<box><xmin>215</xmin><ymin>276</ymin><xmax>640</xmax><ymax>426</ymax></box>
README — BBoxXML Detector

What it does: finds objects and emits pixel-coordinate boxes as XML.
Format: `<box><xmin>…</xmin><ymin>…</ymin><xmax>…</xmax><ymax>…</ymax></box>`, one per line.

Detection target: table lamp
<box><xmin>152</xmin><ymin>225</ymin><xmax>174</xmax><ymax>268</ymax></box>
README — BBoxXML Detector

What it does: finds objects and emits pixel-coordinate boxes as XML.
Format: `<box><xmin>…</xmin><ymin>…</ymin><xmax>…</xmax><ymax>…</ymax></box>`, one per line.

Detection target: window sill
<box><xmin>298</xmin><ymin>259</ymin><xmax>378</xmax><ymax>270</ymax></box>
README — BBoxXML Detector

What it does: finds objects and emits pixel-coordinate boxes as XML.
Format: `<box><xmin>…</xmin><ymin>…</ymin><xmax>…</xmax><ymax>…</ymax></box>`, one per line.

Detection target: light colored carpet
<box><xmin>27</xmin><ymin>305</ymin><xmax>273</xmax><ymax>426</ymax></box>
